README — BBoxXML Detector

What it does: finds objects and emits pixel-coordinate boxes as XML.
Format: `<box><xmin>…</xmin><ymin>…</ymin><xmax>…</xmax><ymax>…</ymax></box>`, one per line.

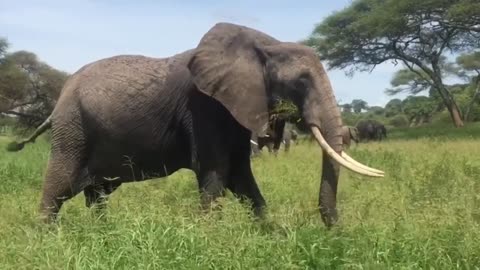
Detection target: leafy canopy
<box><xmin>0</xmin><ymin>41</ymin><xmax>69</xmax><ymax>128</ymax></box>
<box><xmin>306</xmin><ymin>0</ymin><xmax>480</xmax><ymax>73</ymax></box>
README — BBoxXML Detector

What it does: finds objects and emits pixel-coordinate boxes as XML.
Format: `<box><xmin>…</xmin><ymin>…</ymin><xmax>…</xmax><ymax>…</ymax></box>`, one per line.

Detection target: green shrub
<box><xmin>389</xmin><ymin>114</ymin><xmax>409</xmax><ymax>128</ymax></box>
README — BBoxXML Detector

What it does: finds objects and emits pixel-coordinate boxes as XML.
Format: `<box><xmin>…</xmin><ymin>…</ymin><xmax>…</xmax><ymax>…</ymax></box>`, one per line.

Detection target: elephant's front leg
<box><xmin>228</xmin><ymin>140</ymin><xmax>266</xmax><ymax>217</ymax></box>
<box><xmin>197</xmin><ymin>169</ymin><xmax>228</xmax><ymax>212</ymax></box>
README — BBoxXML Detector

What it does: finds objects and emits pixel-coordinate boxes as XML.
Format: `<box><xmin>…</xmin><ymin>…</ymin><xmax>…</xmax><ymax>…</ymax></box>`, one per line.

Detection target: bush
<box><xmin>389</xmin><ymin>114</ymin><xmax>409</xmax><ymax>128</ymax></box>
<box><xmin>430</xmin><ymin>110</ymin><xmax>452</xmax><ymax>125</ymax></box>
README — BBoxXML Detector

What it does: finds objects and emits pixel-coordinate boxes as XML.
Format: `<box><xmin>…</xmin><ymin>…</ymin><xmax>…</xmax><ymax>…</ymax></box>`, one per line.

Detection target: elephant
<box><xmin>250</xmin><ymin>115</ymin><xmax>299</xmax><ymax>156</ymax></box>
<box><xmin>250</xmin><ymin>127</ymin><xmax>297</xmax><ymax>156</ymax></box>
<box><xmin>7</xmin><ymin>22</ymin><xmax>384</xmax><ymax>227</ymax></box>
<box><xmin>355</xmin><ymin>120</ymin><xmax>387</xmax><ymax>142</ymax></box>
<box><xmin>250</xmin><ymin>114</ymin><xmax>286</xmax><ymax>156</ymax></box>
<box><xmin>282</xmin><ymin>128</ymin><xmax>298</xmax><ymax>152</ymax></box>
<box><xmin>341</xmin><ymin>126</ymin><xmax>359</xmax><ymax>148</ymax></box>
<box><xmin>378</xmin><ymin>124</ymin><xmax>387</xmax><ymax>140</ymax></box>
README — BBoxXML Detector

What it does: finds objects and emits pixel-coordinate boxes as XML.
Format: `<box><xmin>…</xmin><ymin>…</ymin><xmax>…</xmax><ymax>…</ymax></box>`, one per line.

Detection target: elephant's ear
<box><xmin>187</xmin><ymin>23</ymin><xmax>279</xmax><ymax>136</ymax></box>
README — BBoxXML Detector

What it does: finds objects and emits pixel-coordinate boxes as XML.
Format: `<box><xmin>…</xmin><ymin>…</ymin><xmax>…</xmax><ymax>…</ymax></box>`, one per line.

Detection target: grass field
<box><xmin>0</xmin><ymin>129</ymin><xmax>479</xmax><ymax>269</ymax></box>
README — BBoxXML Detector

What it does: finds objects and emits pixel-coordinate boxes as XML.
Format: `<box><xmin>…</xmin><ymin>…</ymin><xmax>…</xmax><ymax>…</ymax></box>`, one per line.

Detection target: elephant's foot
<box><xmin>320</xmin><ymin>206</ymin><xmax>338</xmax><ymax>228</ymax></box>
<box><xmin>197</xmin><ymin>168</ymin><xmax>227</xmax><ymax>210</ymax></box>
<box><xmin>38</xmin><ymin>206</ymin><xmax>60</xmax><ymax>224</ymax></box>
<box><xmin>199</xmin><ymin>193</ymin><xmax>226</xmax><ymax>217</ymax></box>
<box><xmin>252</xmin><ymin>203</ymin><xmax>267</xmax><ymax>220</ymax></box>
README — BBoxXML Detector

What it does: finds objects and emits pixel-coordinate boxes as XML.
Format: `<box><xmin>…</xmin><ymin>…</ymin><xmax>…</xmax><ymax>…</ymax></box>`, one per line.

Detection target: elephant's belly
<box><xmin>87</xmin><ymin>142</ymin><xmax>192</xmax><ymax>183</ymax></box>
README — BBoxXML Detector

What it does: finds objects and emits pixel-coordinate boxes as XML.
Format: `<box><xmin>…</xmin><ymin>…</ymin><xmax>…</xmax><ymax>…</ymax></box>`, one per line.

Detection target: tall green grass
<box><xmin>0</xmin><ymin>135</ymin><xmax>479</xmax><ymax>269</ymax></box>
<box><xmin>388</xmin><ymin>122</ymin><xmax>480</xmax><ymax>140</ymax></box>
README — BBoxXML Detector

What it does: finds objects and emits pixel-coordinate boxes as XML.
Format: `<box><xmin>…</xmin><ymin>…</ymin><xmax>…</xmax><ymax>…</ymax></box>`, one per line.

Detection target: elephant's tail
<box><xmin>6</xmin><ymin>116</ymin><xmax>52</xmax><ymax>152</ymax></box>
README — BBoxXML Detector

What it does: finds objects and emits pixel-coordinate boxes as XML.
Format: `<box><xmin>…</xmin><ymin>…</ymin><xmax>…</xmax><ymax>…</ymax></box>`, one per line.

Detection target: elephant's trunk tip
<box><xmin>6</xmin><ymin>141</ymin><xmax>25</xmax><ymax>152</ymax></box>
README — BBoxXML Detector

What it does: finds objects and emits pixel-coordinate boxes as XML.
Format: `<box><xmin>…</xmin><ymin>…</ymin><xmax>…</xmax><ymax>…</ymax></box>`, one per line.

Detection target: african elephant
<box><xmin>341</xmin><ymin>126</ymin><xmax>359</xmax><ymax>148</ymax></box>
<box><xmin>377</xmin><ymin>124</ymin><xmax>387</xmax><ymax>140</ymax></box>
<box><xmin>282</xmin><ymin>128</ymin><xmax>298</xmax><ymax>152</ymax></box>
<box><xmin>356</xmin><ymin>119</ymin><xmax>386</xmax><ymax>142</ymax></box>
<box><xmin>250</xmin><ymin>126</ymin><xmax>297</xmax><ymax>156</ymax></box>
<box><xmin>250</xmin><ymin>115</ymin><xmax>286</xmax><ymax>156</ymax></box>
<box><xmin>7</xmin><ymin>22</ymin><xmax>383</xmax><ymax>227</ymax></box>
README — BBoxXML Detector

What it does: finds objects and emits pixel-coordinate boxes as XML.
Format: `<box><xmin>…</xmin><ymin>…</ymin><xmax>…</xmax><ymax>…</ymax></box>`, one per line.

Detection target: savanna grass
<box><xmin>0</xmin><ymin>133</ymin><xmax>479</xmax><ymax>269</ymax></box>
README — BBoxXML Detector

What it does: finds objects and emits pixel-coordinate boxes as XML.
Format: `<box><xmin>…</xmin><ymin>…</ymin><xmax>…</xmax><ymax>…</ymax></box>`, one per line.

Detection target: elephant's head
<box><xmin>349</xmin><ymin>127</ymin><xmax>359</xmax><ymax>143</ymax></box>
<box><xmin>188</xmin><ymin>23</ymin><xmax>384</xmax><ymax>226</ymax></box>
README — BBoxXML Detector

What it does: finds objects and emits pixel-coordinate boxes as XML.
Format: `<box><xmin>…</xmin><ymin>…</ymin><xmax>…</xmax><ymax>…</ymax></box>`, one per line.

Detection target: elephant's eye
<box><xmin>294</xmin><ymin>72</ymin><xmax>310</xmax><ymax>90</ymax></box>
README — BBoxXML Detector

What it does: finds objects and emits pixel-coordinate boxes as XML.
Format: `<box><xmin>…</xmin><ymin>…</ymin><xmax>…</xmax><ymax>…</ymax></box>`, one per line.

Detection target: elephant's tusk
<box><xmin>250</xmin><ymin>140</ymin><xmax>258</xmax><ymax>146</ymax></box>
<box><xmin>311</xmin><ymin>127</ymin><xmax>384</xmax><ymax>177</ymax></box>
<box><xmin>341</xmin><ymin>152</ymin><xmax>384</xmax><ymax>174</ymax></box>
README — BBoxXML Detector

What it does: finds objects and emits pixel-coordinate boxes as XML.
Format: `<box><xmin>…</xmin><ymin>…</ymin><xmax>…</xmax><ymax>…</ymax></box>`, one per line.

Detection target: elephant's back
<box><xmin>52</xmin><ymin>50</ymin><xmax>195</xmax><ymax>141</ymax></box>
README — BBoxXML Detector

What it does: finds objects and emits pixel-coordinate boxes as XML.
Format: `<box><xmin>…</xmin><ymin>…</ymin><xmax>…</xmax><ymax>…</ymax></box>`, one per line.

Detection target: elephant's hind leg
<box><xmin>39</xmin><ymin>120</ymin><xmax>89</xmax><ymax>223</ymax></box>
<box><xmin>39</xmin><ymin>155</ymin><xmax>88</xmax><ymax>222</ymax></box>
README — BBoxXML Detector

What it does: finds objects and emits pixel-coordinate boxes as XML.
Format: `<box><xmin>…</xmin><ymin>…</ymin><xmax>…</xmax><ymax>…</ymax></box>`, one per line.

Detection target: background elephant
<box><xmin>355</xmin><ymin>119</ymin><xmax>387</xmax><ymax>142</ymax></box>
<box><xmin>282</xmin><ymin>128</ymin><xmax>298</xmax><ymax>152</ymax></box>
<box><xmin>8</xmin><ymin>22</ymin><xmax>382</xmax><ymax>226</ymax></box>
<box><xmin>341</xmin><ymin>126</ymin><xmax>359</xmax><ymax>148</ymax></box>
<box><xmin>377</xmin><ymin>124</ymin><xmax>387</xmax><ymax>140</ymax></box>
<box><xmin>251</xmin><ymin>114</ymin><xmax>286</xmax><ymax>156</ymax></box>
<box><xmin>250</xmin><ymin>119</ymin><xmax>298</xmax><ymax>156</ymax></box>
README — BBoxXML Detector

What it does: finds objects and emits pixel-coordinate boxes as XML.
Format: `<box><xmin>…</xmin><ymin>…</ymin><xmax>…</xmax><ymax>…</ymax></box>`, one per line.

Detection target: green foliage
<box><xmin>306</xmin><ymin>0</ymin><xmax>480</xmax><ymax>72</ymax></box>
<box><xmin>271</xmin><ymin>99</ymin><xmax>300</xmax><ymax>122</ymax></box>
<box><xmin>387</xmin><ymin>68</ymin><xmax>432</xmax><ymax>96</ymax></box>
<box><xmin>388</xmin><ymin>114</ymin><xmax>409</xmax><ymax>128</ymax></box>
<box><xmin>0</xmin><ymin>47</ymin><xmax>68</xmax><ymax>128</ymax></box>
<box><xmin>350</xmin><ymin>99</ymin><xmax>368</xmax><ymax>113</ymax></box>
<box><xmin>0</xmin><ymin>38</ymin><xmax>8</xmax><ymax>60</ymax></box>
<box><xmin>1</xmin><ymin>135</ymin><xmax>480</xmax><ymax>268</ymax></box>
<box><xmin>402</xmin><ymin>95</ymin><xmax>437</xmax><ymax>126</ymax></box>
<box><xmin>340</xmin><ymin>103</ymin><xmax>352</xmax><ymax>113</ymax></box>
<box><xmin>367</xmin><ymin>106</ymin><xmax>384</xmax><ymax>116</ymax></box>
<box><xmin>384</xmin><ymin>98</ymin><xmax>403</xmax><ymax>117</ymax></box>
<box><xmin>456</xmin><ymin>52</ymin><xmax>480</xmax><ymax>73</ymax></box>
<box><xmin>388</xmin><ymin>121</ymin><xmax>480</xmax><ymax>140</ymax></box>
<box><xmin>306</xmin><ymin>0</ymin><xmax>479</xmax><ymax>126</ymax></box>
<box><xmin>341</xmin><ymin>111</ymin><xmax>363</xmax><ymax>126</ymax></box>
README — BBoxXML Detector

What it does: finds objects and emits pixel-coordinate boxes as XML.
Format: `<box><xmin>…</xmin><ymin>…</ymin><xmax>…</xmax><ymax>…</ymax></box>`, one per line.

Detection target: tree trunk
<box><xmin>436</xmin><ymin>83</ymin><xmax>464</xmax><ymax>128</ymax></box>
<box><xmin>447</xmin><ymin>100</ymin><xmax>464</xmax><ymax>127</ymax></box>
<box><xmin>430</xmin><ymin>61</ymin><xmax>464</xmax><ymax>127</ymax></box>
<box><xmin>463</xmin><ymin>78</ymin><xmax>480</xmax><ymax>122</ymax></box>
<box><xmin>417</xmin><ymin>115</ymin><xmax>425</xmax><ymax>126</ymax></box>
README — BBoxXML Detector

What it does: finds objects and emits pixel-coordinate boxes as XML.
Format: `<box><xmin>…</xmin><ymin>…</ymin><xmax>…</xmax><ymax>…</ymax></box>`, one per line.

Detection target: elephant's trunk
<box><xmin>303</xmin><ymin>63</ymin><xmax>383</xmax><ymax>227</ymax></box>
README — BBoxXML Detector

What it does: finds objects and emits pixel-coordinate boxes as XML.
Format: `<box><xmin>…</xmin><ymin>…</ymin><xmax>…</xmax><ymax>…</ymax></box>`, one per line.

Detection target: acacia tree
<box><xmin>402</xmin><ymin>95</ymin><xmax>437</xmax><ymax>126</ymax></box>
<box><xmin>0</xmin><ymin>46</ymin><xmax>68</xmax><ymax>128</ymax></box>
<box><xmin>341</xmin><ymin>103</ymin><xmax>353</xmax><ymax>113</ymax></box>
<box><xmin>456</xmin><ymin>52</ymin><xmax>480</xmax><ymax>121</ymax></box>
<box><xmin>384</xmin><ymin>98</ymin><xmax>403</xmax><ymax>117</ymax></box>
<box><xmin>351</xmin><ymin>99</ymin><xmax>368</xmax><ymax>113</ymax></box>
<box><xmin>305</xmin><ymin>0</ymin><xmax>480</xmax><ymax>127</ymax></box>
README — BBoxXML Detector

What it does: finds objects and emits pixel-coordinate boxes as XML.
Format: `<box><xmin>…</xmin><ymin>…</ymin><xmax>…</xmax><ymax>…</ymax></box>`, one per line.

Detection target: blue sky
<box><xmin>0</xmin><ymin>0</ymin><xmax>407</xmax><ymax>106</ymax></box>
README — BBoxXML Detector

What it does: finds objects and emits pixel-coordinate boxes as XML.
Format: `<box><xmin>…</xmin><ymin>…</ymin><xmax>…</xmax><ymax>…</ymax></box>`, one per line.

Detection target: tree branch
<box><xmin>3</xmin><ymin>110</ymin><xmax>43</xmax><ymax>120</ymax></box>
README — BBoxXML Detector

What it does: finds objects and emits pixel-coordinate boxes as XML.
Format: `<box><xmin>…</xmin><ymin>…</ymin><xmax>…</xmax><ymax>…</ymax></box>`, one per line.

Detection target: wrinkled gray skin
<box><xmin>9</xmin><ymin>23</ymin><xmax>344</xmax><ymax>227</ymax></box>
<box><xmin>341</xmin><ymin>126</ymin><xmax>359</xmax><ymax>149</ymax></box>
<box><xmin>356</xmin><ymin>119</ymin><xmax>386</xmax><ymax>142</ymax></box>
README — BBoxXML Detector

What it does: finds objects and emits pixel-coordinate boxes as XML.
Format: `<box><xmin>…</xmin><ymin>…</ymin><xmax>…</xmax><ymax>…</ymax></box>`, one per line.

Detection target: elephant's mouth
<box><xmin>310</xmin><ymin>126</ymin><xmax>384</xmax><ymax>177</ymax></box>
